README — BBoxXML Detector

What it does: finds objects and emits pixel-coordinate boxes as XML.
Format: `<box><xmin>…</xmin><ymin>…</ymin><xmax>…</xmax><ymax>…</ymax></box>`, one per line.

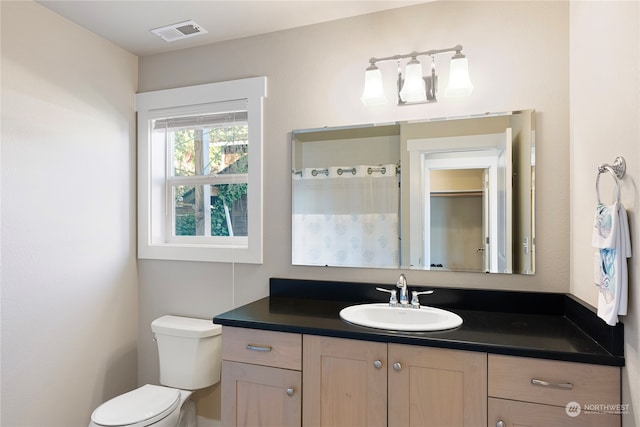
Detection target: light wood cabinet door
<box><xmin>388</xmin><ymin>344</ymin><xmax>487</xmax><ymax>427</ymax></box>
<box><xmin>222</xmin><ymin>360</ymin><xmax>301</xmax><ymax>427</ymax></box>
<box><xmin>488</xmin><ymin>397</ymin><xmax>621</xmax><ymax>427</ymax></box>
<box><xmin>303</xmin><ymin>335</ymin><xmax>387</xmax><ymax>427</ymax></box>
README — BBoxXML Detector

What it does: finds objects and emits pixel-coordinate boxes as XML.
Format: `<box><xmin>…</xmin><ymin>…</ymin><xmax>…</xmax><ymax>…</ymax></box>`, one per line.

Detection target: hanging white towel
<box><xmin>592</xmin><ymin>202</ymin><xmax>631</xmax><ymax>326</ymax></box>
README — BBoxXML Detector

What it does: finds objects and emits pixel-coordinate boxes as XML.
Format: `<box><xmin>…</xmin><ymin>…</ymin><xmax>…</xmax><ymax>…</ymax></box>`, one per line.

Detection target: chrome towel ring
<box><xmin>596</xmin><ymin>156</ymin><xmax>626</xmax><ymax>204</ymax></box>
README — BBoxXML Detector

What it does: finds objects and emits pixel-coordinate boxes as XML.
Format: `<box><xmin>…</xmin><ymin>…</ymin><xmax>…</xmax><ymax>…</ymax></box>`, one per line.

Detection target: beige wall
<box><xmin>3</xmin><ymin>1</ymin><xmax>637</xmax><ymax>426</ymax></box>
<box><xmin>0</xmin><ymin>2</ymin><xmax>139</xmax><ymax>426</ymax></box>
<box><xmin>569</xmin><ymin>2</ymin><xmax>640</xmax><ymax>426</ymax></box>
<box><xmin>138</xmin><ymin>1</ymin><xmax>569</xmax><ymax>423</ymax></box>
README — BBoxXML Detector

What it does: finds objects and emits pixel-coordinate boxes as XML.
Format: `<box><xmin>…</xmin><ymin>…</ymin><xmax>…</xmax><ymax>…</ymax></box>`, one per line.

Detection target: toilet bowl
<box><xmin>89</xmin><ymin>385</ymin><xmax>194</xmax><ymax>427</ymax></box>
<box><xmin>89</xmin><ymin>316</ymin><xmax>221</xmax><ymax>427</ymax></box>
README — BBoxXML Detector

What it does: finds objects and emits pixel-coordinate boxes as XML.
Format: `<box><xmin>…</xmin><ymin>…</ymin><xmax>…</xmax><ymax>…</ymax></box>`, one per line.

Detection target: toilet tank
<box><xmin>151</xmin><ymin>315</ymin><xmax>222</xmax><ymax>390</ymax></box>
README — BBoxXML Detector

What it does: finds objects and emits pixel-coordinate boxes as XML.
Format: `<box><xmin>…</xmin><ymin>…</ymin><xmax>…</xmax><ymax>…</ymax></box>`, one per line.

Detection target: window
<box><xmin>136</xmin><ymin>77</ymin><xmax>266</xmax><ymax>263</ymax></box>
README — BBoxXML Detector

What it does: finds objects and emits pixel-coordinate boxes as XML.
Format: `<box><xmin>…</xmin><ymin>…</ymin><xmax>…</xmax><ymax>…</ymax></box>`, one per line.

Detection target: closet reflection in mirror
<box><xmin>291</xmin><ymin>110</ymin><xmax>535</xmax><ymax>275</ymax></box>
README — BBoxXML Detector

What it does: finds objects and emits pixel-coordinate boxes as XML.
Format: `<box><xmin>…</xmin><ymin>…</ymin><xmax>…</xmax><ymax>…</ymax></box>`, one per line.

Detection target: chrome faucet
<box><xmin>396</xmin><ymin>273</ymin><xmax>409</xmax><ymax>306</ymax></box>
<box><xmin>377</xmin><ymin>274</ymin><xmax>435</xmax><ymax>309</ymax></box>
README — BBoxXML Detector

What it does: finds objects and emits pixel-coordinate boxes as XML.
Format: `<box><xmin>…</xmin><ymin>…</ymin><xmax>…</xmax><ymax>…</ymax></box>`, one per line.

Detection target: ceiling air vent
<box><xmin>150</xmin><ymin>20</ymin><xmax>208</xmax><ymax>43</ymax></box>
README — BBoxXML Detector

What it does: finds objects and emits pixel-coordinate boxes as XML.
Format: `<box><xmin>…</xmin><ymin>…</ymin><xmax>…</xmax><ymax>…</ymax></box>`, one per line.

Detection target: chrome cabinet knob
<box><xmin>373</xmin><ymin>360</ymin><xmax>383</xmax><ymax>369</ymax></box>
<box><xmin>286</xmin><ymin>387</ymin><xmax>295</xmax><ymax>397</ymax></box>
<box><xmin>496</xmin><ymin>421</ymin><xmax>505</xmax><ymax>427</ymax></box>
<box><xmin>393</xmin><ymin>362</ymin><xmax>402</xmax><ymax>371</ymax></box>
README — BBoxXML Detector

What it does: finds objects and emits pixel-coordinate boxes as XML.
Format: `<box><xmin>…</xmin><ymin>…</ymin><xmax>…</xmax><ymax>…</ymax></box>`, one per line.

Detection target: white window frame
<box><xmin>136</xmin><ymin>77</ymin><xmax>266</xmax><ymax>263</ymax></box>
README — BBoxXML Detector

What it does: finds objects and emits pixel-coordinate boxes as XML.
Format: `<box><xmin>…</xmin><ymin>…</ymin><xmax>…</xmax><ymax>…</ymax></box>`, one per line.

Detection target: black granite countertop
<box><xmin>213</xmin><ymin>278</ymin><xmax>625</xmax><ymax>367</ymax></box>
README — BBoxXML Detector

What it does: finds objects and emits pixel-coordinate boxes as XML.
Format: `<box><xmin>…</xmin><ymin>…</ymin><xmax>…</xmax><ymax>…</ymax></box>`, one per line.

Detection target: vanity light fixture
<box><xmin>361</xmin><ymin>63</ymin><xmax>387</xmax><ymax>106</ymax></box>
<box><xmin>360</xmin><ymin>44</ymin><xmax>473</xmax><ymax>106</ymax></box>
<box><xmin>398</xmin><ymin>56</ymin><xmax>427</xmax><ymax>103</ymax></box>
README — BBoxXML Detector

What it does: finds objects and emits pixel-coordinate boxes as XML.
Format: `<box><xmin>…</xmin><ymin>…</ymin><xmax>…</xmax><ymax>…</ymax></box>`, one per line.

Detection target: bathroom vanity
<box><xmin>213</xmin><ymin>278</ymin><xmax>624</xmax><ymax>427</ymax></box>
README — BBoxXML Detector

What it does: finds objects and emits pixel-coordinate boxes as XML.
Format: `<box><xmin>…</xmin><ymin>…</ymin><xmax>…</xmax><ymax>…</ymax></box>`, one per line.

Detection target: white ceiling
<box><xmin>36</xmin><ymin>1</ymin><xmax>424</xmax><ymax>56</ymax></box>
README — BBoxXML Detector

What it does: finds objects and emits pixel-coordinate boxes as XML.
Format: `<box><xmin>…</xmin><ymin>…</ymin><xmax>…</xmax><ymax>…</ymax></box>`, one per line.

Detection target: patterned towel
<box><xmin>592</xmin><ymin>202</ymin><xmax>631</xmax><ymax>326</ymax></box>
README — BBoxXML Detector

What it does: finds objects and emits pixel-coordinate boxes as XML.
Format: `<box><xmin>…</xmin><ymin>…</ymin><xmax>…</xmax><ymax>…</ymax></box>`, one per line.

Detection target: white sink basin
<box><xmin>339</xmin><ymin>303</ymin><xmax>463</xmax><ymax>332</ymax></box>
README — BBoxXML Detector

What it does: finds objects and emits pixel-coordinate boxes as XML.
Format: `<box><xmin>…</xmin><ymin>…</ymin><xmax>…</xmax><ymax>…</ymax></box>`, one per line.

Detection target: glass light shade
<box><xmin>360</xmin><ymin>66</ymin><xmax>387</xmax><ymax>106</ymax></box>
<box><xmin>399</xmin><ymin>60</ymin><xmax>427</xmax><ymax>103</ymax></box>
<box><xmin>445</xmin><ymin>56</ymin><xmax>473</xmax><ymax>97</ymax></box>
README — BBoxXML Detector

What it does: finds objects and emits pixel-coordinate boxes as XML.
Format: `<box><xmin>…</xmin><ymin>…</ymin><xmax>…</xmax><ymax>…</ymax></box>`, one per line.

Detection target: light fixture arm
<box><xmin>367</xmin><ymin>44</ymin><xmax>463</xmax><ymax>66</ymax></box>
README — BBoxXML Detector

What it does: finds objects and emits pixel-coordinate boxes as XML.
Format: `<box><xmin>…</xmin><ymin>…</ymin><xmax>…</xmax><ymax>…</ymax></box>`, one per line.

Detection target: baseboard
<box><xmin>196</xmin><ymin>415</ymin><xmax>221</xmax><ymax>427</ymax></box>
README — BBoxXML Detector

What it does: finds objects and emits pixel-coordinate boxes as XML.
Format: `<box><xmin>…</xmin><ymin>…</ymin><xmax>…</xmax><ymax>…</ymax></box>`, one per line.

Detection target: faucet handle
<box><xmin>376</xmin><ymin>287</ymin><xmax>398</xmax><ymax>306</ymax></box>
<box><xmin>410</xmin><ymin>290</ymin><xmax>434</xmax><ymax>308</ymax></box>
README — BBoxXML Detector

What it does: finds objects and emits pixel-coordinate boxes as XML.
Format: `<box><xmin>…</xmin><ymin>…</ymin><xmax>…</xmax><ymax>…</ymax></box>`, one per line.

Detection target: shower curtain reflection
<box><xmin>292</xmin><ymin>165</ymin><xmax>400</xmax><ymax>268</ymax></box>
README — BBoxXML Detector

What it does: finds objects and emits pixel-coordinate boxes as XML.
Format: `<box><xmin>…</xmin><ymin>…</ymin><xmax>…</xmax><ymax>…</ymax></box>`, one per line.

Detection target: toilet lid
<box><xmin>91</xmin><ymin>384</ymin><xmax>181</xmax><ymax>427</ymax></box>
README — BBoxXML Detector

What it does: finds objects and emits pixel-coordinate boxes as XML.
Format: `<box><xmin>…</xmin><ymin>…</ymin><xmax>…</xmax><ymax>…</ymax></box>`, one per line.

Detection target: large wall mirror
<box><xmin>291</xmin><ymin>110</ymin><xmax>535</xmax><ymax>275</ymax></box>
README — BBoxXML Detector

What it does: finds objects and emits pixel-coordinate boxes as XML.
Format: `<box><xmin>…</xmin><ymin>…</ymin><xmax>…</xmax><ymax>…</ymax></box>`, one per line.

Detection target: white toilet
<box><xmin>89</xmin><ymin>315</ymin><xmax>222</xmax><ymax>427</ymax></box>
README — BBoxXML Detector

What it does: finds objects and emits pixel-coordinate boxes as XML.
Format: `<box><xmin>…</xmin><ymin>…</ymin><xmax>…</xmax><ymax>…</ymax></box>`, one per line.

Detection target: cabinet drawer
<box><xmin>222</xmin><ymin>326</ymin><xmax>302</xmax><ymax>370</ymax></box>
<box><xmin>489</xmin><ymin>397</ymin><xmax>620</xmax><ymax>427</ymax></box>
<box><xmin>488</xmin><ymin>355</ymin><xmax>620</xmax><ymax>408</ymax></box>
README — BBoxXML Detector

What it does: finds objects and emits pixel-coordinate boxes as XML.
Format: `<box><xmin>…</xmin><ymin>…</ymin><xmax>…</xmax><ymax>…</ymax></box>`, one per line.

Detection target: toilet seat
<box><xmin>90</xmin><ymin>384</ymin><xmax>181</xmax><ymax>427</ymax></box>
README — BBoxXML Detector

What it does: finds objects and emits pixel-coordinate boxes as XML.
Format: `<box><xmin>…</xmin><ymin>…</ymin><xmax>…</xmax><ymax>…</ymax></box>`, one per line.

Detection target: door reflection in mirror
<box><xmin>415</xmin><ymin>131</ymin><xmax>511</xmax><ymax>273</ymax></box>
<box><xmin>429</xmin><ymin>168</ymin><xmax>486</xmax><ymax>272</ymax></box>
